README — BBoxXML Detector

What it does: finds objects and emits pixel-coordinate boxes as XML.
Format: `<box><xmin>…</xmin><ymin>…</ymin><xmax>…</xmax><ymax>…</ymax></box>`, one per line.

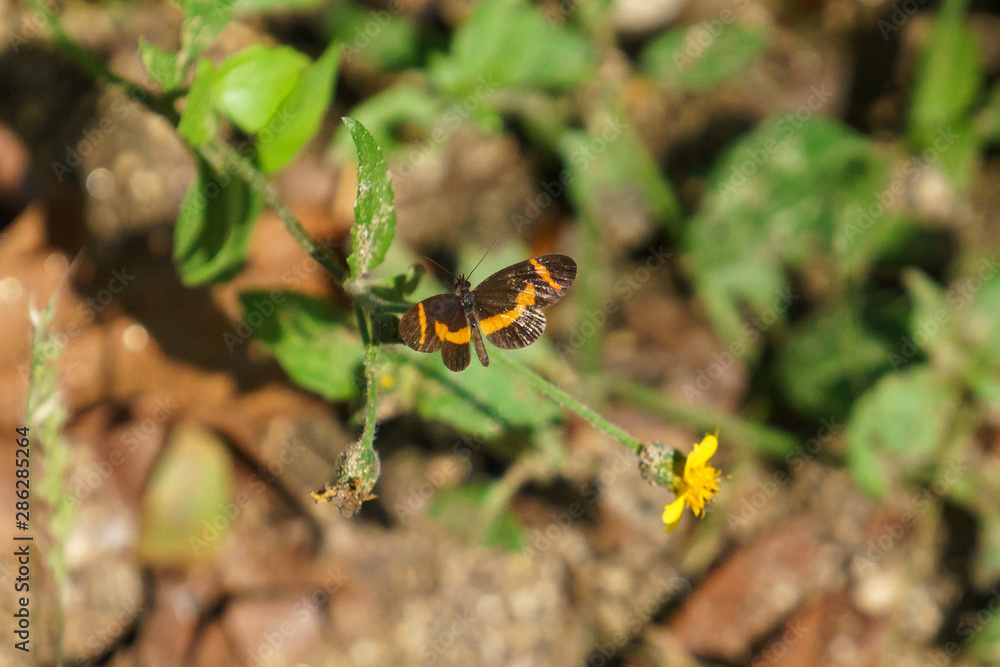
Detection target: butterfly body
<box><xmin>399</xmin><ymin>254</ymin><xmax>577</xmax><ymax>372</ymax></box>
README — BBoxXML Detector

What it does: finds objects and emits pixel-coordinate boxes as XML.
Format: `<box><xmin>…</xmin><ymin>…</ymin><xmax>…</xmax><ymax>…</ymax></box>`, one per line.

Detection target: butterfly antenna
<box><xmin>466</xmin><ymin>238</ymin><xmax>500</xmax><ymax>281</ymax></box>
<box><xmin>418</xmin><ymin>254</ymin><xmax>458</xmax><ymax>282</ymax></box>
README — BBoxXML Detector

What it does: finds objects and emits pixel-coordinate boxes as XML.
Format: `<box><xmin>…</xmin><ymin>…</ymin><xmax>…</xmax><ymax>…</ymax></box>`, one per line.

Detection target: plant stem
<box><xmin>32</xmin><ymin>3</ymin><xmax>348</xmax><ymax>286</ymax></box>
<box><xmin>493</xmin><ymin>353</ymin><xmax>642</xmax><ymax>454</ymax></box>
<box><xmin>608</xmin><ymin>379</ymin><xmax>799</xmax><ymax>456</ymax></box>
<box><xmin>198</xmin><ymin>140</ymin><xmax>348</xmax><ymax>283</ymax></box>
<box><xmin>360</xmin><ymin>343</ymin><xmax>380</xmax><ymax>454</ymax></box>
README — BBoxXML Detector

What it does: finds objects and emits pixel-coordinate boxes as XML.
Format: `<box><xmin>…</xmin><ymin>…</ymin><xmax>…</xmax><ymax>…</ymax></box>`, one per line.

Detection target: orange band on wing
<box><xmin>418</xmin><ymin>302</ymin><xmax>428</xmax><ymax>345</ymax></box>
<box><xmin>479</xmin><ymin>284</ymin><xmax>536</xmax><ymax>335</ymax></box>
<box><xmin>530</xmin><ymin>259</ymin><xmax>562</xmax><ymax>291</ymax></box>
<box><xmin>435</xmin><ymin>320</ymin><xmax>471</xmax><ymax>344</ymax></box>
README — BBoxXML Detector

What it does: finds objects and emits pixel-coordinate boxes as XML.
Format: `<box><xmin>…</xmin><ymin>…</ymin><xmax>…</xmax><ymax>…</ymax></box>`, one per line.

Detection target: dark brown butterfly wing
<box><xmin>440</xmin><ymin>332</ymin><xmax>472</xmax><ymax>371</ymax></box>
<box><xmin>399</xmin><ymin>294</ymin><xmax>472</xmax><ymax>371</ymax></box>
<box><xmin>472</xmin><ymin>255</ymin><xmax>576</xmax><ymax>350</ymax></box>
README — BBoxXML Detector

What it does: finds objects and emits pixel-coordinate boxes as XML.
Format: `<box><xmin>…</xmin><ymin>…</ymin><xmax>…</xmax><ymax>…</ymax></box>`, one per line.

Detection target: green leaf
<box><xmin>177</xmin><ymin>59</ymin><xmax>218</xmax><ymax>146</ymax></box>
<box><xmin>400</xmin><ymin>352</ymin><xmax>561</xmax><ymax>439</ymax></box>
<box><xmin>844</xmin><ymin>365</ymin><xmax>957</xmax><ymax>497</ymax></box>
<box><xmin>214</xmin><ymin>44</ymin><xmax>310</xmax><ymax>133</ymax></box>
<box><xmin>324</xmin><ymin>1</ymin><xmax>421</xmax><ymax>70</ymax></box>
<box><xmin>774</xmin><ymin>302</ymin><xmax>895</xmax><ymax>420</ymax></box>
<box><xmin>236</xmin><ymin>0</ymin><xmax>326</xmax><ymax>9</ymax></box>
<box><xmin>688</xmin><ymin>117</ymin><xmax>899</xmax><ymax>351</ymax></box>
<box><xmin>905</xmin><ymin>264</ymin><xmax>1000</xmax><ymax>403</ymax></box>
<box><xmin>978</xmin><ymin>82</ymin><xmax>1000</xmax><ymax>143</ymax></box>
<box><xmin>907</xmin><ymin>0</ymin><xmax>982</xmax><ymax>187</ymax></box>
<box><xmin>238</xmin><ymin>292</ymin><xmax>365</xmax><ymax>401</ymax></box>
<box><xmin>429</xmin><ymin>482</ymin><xmax>525</xmax><ymax>551</ymax></box>
<box><xmin>140</xmin><ymin>422</ymin><xmax>234</xmax><ymax>566</ymax></box>
<box><xmin>972</xmin><ymin>509</ymin><xmax>1000</xmax><ymax>589</ymax></box>
<box><xmin>173</xmin><ymin>157</ymin><xmax>263</xmax><ymax>285</ymax></box>
<box><xmin>369</xmin><ymin>263</ymin><xmax>425</xmax><ymax>303</ymax></box>
<box><xmin>139</xmin><ymin>38</ymin><xmax>183</xmax><ymax>91</ymax></box>
<box><xmin>432</xmin><ymin>0</ymin><xmax>595</xmax><ymax>95</ymax></box>
<box><xmin>967</xmin><ymin>265</ymin><xmax>1000</xmax><ymax>361</ymax></box>
<box><xmin>258</xmin><ymin>43</ymin><xmax>341</xmax><ymax>173</ymax></box>
<box><xmin>179</xmin><ymin>0</ymin><xmax>235</xmax><ymax>67</ymax></box>
<box><xmin>966</xmin><ymin>597</ymin><xmax>1000</xmax><ymax>662</ymax></box>
<box><xmin>343</xmin><ymin>117</ymin><xmax>397</xmax><ymax>281</ymax></box>
<box><xmin>642</xmin><ymin>24</ymin><xmax>768</xmax><ymax>90</ymax></box>
<box><xmin>334</xmin><ymin>86</ymin><xmax>444</xmax><ymax>155</ymax></box>
<box><xmin>902</xmin><ymin>268</ymin><xmax>952</xmax><ymax>355</ymax></box>
<box><xmin>560</xmin><ymin>118</ymin><xmax>680</xmax><ymax>234</ymax></box>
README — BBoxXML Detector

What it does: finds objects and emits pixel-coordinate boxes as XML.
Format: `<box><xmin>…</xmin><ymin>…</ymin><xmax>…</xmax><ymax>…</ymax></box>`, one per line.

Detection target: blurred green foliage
<box><xmin>238</xmin><ymin>291</ymin><xmax>365</xmax><ymax>401</ymax></box>
<box><xmin>91</xmin><ymin>0</ymin><xmax>1000</xmax><ymax>563</ymax></box>
<box><xmin>641</xmin><ymin>24</ymin><xmax>767</xmax><ymax>90</ymax></box>
<box><xmin>174</xmin><ymin>156</ymin><xmax>262</xmax><ymax>285</ymax></box>
<box><xmin>140</xmin><ymin>422</ymin><xmax>236</xmax><ymax>566</ymax></box>
<box><xmin>429</xmin><ymin>482</ymin><xmax>526</xmax><ymax>551</ymax></box>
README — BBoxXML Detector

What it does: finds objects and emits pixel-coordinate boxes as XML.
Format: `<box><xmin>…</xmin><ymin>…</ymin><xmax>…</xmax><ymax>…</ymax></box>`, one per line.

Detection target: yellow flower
<box><xmin>662</xmin><ymin>433</ymin><xmax>722</xmax><ymax>533</ymax></box>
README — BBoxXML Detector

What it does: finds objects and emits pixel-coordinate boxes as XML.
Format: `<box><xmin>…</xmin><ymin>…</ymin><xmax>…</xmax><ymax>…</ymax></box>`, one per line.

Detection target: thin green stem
<box><xmin>26</xmin><ymin>294</ymin><xmax>74</xmax><ymax>667</ymax></box>
<box><xmin>198</xmin><ymin>140</ymin><xmax>348</xmax><ymax>283</ymax></box>
<box><xmin>29</xmin><ymin>1</ymin><xmax>178</xmax><ymax>122</ymax></box>
<box><xmin>608</xmin><ymin>379</ymin><xmax>799</xmax><ymax>456</ymax></box>
<box><xmin>32</xmin><ymin>3</ymin><xmax>348</xmax><ymax>287</ymax></box>
<box><xmin>360</xmin><ymin>343</ymin><xmax>380</xmax><ymax>454</ymax></box>
<box><xmin>492</xmin><ymin>353</ymin><xmax>642</xmax><ymax>454</ymax></box>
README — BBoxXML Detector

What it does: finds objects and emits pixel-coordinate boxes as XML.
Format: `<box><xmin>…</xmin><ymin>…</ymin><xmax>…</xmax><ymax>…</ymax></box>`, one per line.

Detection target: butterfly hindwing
<box><xmin>441</xmin><ymin>333</ymin><xmax>472</xmax><ymax>371</ymax></box>
<box><xmin>399</xmin><ymin>294</ymin><xmax>472</xmax><ymax>371</ymax></box>
<box><xmin>473</xmin><ymin>255</ymin><xmax>577</xmax><ymax>350</ymax></box>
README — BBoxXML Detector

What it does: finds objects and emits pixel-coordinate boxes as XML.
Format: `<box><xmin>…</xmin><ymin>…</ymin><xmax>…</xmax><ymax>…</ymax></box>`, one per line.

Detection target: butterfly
<box><xmin>398</xmin><ymin>254</ymin><xmax>577</xmax><ymax>372</ymax></box>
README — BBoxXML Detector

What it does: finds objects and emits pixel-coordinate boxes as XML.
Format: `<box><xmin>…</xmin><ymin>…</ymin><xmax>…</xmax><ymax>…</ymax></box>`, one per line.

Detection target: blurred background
<box><xmin>2</xmin><ymin>0</ymin><xmax>1000</xmax><ymax>665</ymax></box>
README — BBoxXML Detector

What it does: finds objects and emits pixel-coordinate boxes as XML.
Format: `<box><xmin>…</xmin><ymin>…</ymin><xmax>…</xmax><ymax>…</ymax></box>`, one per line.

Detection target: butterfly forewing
<box><xmin>473</xmin><ymin>255</ymin><xmax>576</xmax><ymax>349</ymax></box>
<box><xmin>473</xmin><ymin>255</ymin><xmax>577</xmax><ymax>311</ymax></box>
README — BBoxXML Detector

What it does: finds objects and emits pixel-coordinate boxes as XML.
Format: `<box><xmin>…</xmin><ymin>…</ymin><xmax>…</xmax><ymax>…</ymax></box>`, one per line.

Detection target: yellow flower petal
<box><xmin>662</xmin><ymin>496</ymin><xmax>685</xmax><ymax>528</ymax></box>
<box><xmin>687</xmin><ymin>433</ymin><xmax>718</xmax><ymax>470</ymax></box>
